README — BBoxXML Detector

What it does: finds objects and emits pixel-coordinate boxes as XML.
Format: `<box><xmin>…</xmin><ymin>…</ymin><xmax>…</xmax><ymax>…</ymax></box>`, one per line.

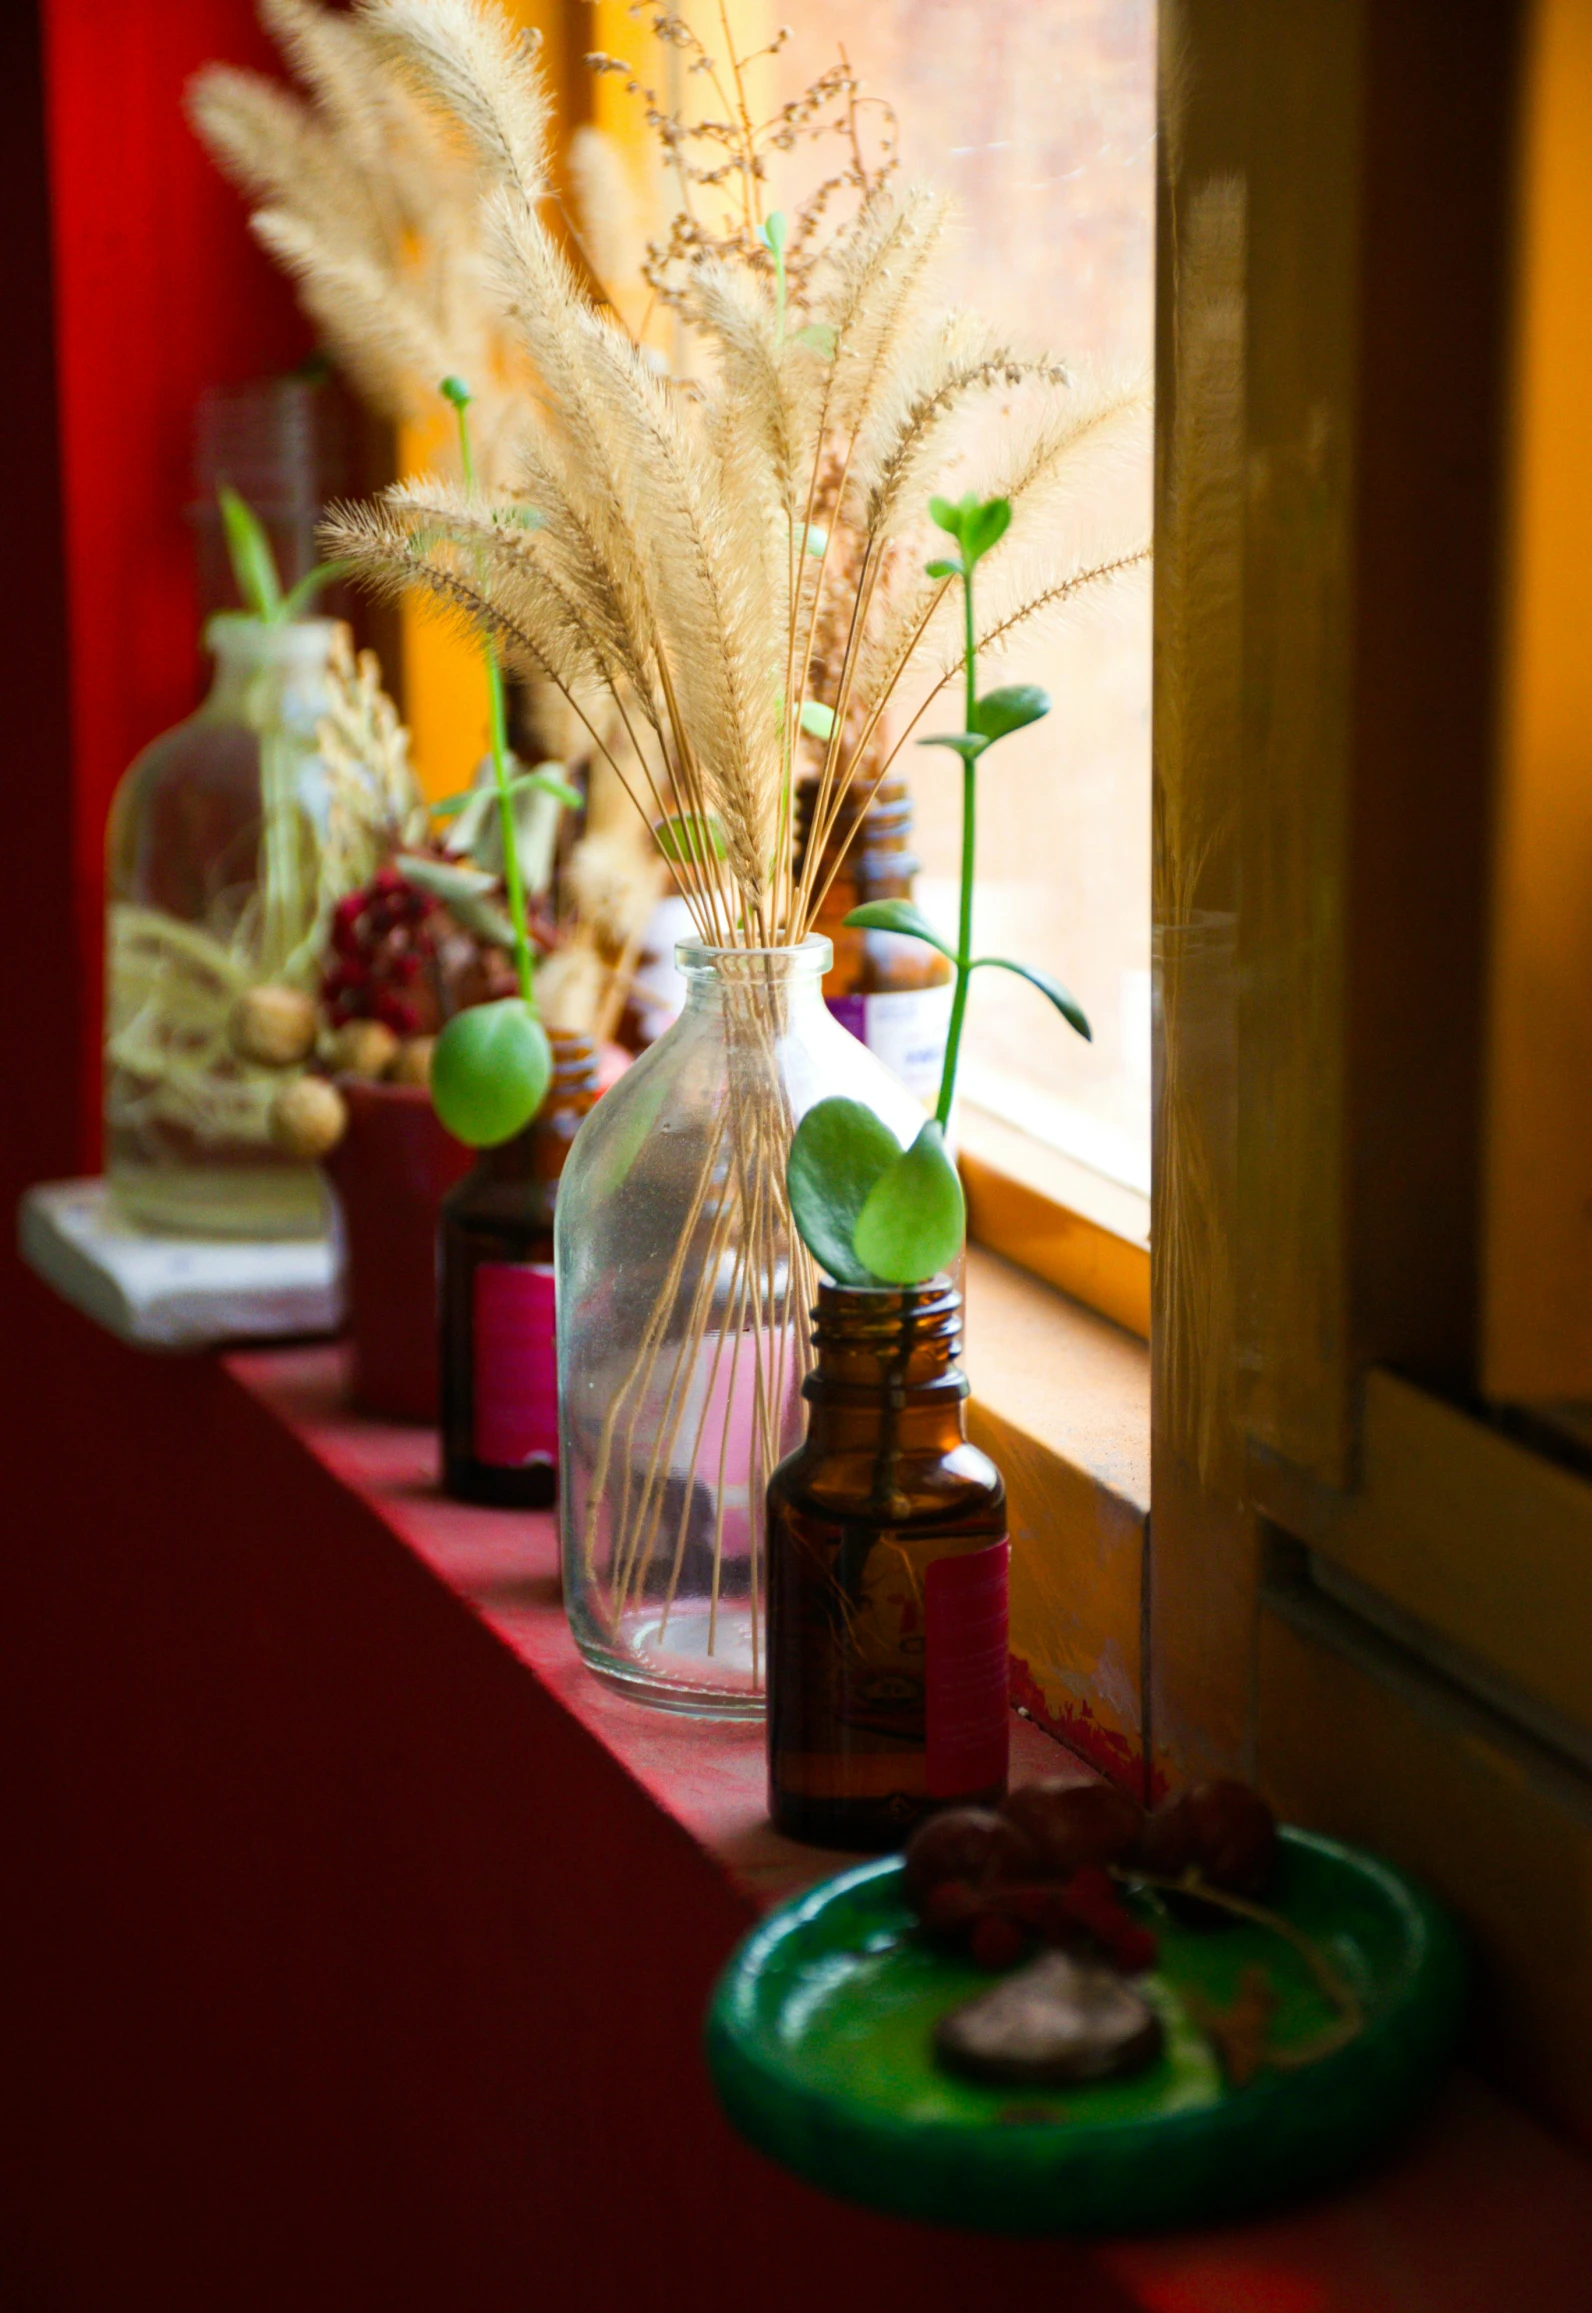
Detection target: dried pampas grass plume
<box><xmin>199</xmin><ymin>0</ymin><xmax>1149</xmax><ymax>953</ymax></box>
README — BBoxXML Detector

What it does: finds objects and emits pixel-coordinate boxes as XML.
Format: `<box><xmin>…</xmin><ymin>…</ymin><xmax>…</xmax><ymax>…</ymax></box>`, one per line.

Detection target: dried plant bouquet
<box><xmin>199</xmin><ymin>0</ymin><xmax>1149</xmax><ymax>1700</ymax></box>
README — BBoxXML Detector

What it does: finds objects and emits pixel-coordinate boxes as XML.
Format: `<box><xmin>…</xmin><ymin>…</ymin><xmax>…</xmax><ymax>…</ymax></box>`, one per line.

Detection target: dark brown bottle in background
<box><xmin>439</xmin><ymin>1030</ymin><xmax>599</xmax><ymax>1507</ymax></box>
<box><xmin>766</xmin><ymin>1280</ymin><xmax>1009</xmax><ymax>1849</ymax></box>
<box><xmin>795</xmin><ymin>773</ymin><xmax>954</xmax><ymax>1110</ymax></box>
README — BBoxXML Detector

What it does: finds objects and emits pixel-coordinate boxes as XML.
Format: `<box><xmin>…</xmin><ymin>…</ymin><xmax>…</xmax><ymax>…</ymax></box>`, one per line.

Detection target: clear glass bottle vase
<box><xmin>105</xmin><ymin>615</ymin><xmax>341</xmax><ymax>1238</ymax></box>
<box><xmin>556</xmin><ymin>936</ymin><xmax>926</xmax><ymax>1718</ymax></box>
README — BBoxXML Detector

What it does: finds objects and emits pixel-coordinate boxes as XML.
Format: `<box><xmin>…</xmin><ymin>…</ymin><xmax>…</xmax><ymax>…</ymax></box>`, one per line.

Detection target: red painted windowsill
<box><xmin>224</xmin><ymin>1342</ymin><xmax>1071</xmax><ymax>1916</ymax></box>
<box><xmin>9</xmin><ymin>1282</ymin><xmax>1592</xmax><ymax>2313</ymax></box>
<box><xmin>224</xmin><ymin>1342</ymin><xmax>1592</xmax><ymax>2313</ymax></box>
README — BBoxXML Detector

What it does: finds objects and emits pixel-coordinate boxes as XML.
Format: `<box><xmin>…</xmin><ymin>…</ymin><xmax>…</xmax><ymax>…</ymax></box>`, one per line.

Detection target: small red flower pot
<box><xmin>326</xmin><ymin>1080</ymin><xmax>473</xmax><ymax>1422</ymax></box>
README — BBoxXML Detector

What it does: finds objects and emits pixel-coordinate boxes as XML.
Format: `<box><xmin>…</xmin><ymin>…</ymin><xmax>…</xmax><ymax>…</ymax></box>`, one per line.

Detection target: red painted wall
<box><xmin>40</xmin><ymin>0</ymin><xmax>311</xmax><ymax>1173</ymax></box>
<box><xmin>1</xmin><ymin>0</ymin><xmax>312</xmax><ymax>1445</ymax></box>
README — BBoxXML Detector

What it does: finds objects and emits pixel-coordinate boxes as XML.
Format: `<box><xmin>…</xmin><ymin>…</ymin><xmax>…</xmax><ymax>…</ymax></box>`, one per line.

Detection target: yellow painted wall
<box><xmin>397</xmin><ymin>0</ymin><xmax>581</xmax><ymax>802</ymax></box>
<box><xmin>1483</xmin><ymin>0</ymin><xmax>1592</xmax><ymax>1397</ymax></box>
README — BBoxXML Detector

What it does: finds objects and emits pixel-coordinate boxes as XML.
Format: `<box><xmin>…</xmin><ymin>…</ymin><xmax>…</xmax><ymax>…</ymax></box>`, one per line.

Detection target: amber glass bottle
<box><xmin>766</xmin><ymin>1280</ymin><xmax>1008</xmax><ymax>1849</ymax></box>
<box><xmin>439</xmin><ymin>1030</ymin><xmax>598</xmax><ymax>1507</ymax></box>
<box><xmin>795</xmin><ymin>774</ymin><xmax>953</xmax><ymax>1109</ymax></box>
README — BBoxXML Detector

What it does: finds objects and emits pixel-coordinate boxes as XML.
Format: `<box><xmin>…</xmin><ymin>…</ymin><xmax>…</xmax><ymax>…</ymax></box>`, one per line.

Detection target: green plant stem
<box><xmin>258</xmin><ymin>723</ymin><xmax>305</xmax><ymax>980</ymax></box>
<box><xmin>486</xmin><ymin>651</ymin><xmax>535</xmax><ymax>1006</ymax></box>
<box><xmin>449</xmin><ymin>380</ymin><xmax>537</xmax><ymax>1013</ymax></box>
<box><xmin>934</xmin><ymin>561</ymin><xmax>979</xmax><ymax>1132</ymax></box>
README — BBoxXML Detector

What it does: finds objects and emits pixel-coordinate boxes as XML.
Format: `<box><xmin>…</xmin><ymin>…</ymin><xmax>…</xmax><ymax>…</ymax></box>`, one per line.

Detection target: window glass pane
<box><xmin>774</xmin><ymin>0</ymin><xmax>1155</xmax><ymax>1194</ymax></box>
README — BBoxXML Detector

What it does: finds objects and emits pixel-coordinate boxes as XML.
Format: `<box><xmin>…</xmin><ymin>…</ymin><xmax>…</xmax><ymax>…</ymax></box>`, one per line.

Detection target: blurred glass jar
<box><xmin>556</xmin><ymin>935</ymin><xmax>925</xmax><ymax>1719</ymax></box>
<box><xmin>104</xmin><ymin>614</ymin><xmax>342</xmax><ymax>1238</ymax></box>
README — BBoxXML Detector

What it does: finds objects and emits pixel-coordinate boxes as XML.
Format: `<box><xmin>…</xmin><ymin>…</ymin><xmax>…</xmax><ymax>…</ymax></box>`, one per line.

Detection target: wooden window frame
<box><xmin>1158</xmin><ymin>0</ymin><xmax>1592</xmax><ymax>2149</ymax></box>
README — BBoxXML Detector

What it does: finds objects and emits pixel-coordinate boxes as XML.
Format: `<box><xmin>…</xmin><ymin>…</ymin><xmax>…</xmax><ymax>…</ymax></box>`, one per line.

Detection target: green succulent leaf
<box><xmin>799</xmin><ymin>699</ymin><xmax>837</xmax><ymax>742</ymax></box>
<box><xmin>786</xmin><ymin>1097</ymin><xmax>903</xmax><ymax>1285</ymax></box>
<box><xmin>279</xmin><ymin>558</ymin><xmax>353</xmax><ymax>620</ymax></box>
<box><xmin>757</xmin><ymin>210</ymin><xmax>789</xmax><ymax>257</ymax></box>
<box><xmin>851</xmin><ymin>1119</ymin><xmax>966</xmax><ymax>1285</ymax></box>
<box><xmin>928</xmin><ymin>493</ymin><xmax>966</xmax><ymax>541</ymax></box>
<box><xmin>916</xmin><ymin>730</ymin><xmax>992</xmax><ymax>765</ymax></box>
<box><xmin>974</xmin><ymin>954</ymin><xmax>1092</xmax><ymax>1040</ymax></box>
<box><xmin>395</xmin><ymin>852</ymin><xmax>516</xmax><ymax>946</ymax></box>
<box><xmin>431</xmin><ymin>998</ymin><xmax>551</xmax><ymax>1148</ymax></box>
<box><xmin>429</xmin><ymin>790</ymin><xmax>473</xmax><ymax>821</ymax></box>
<box><xmin>971</xmin><ymin>682</ymin><xmax>1050</xmax><ymax>743</ymax></box>
<box><xmin>439</xmin><ymin>374</ymin><xmax>473</xmax><ymax>410</ymax></box>
<box><xmin>841</xmin><ymin>899</ymin><xmax>958</xmax><ymax>962</ymax></box>
<box><xmin>218</xmin><ymin>485</ymin><xmax>283</xmax><ymax>621</ymax></box>
<box><xmin>654</xmin><ymin>811</ymin><xmax>727</xmax><ymax>864</ymax></box>
<box><xmin>924</xmin><ymin>556</ymin><xmax>963</xmax><ymax>581</ymax></box>
<box><xmin>513</xmin><ymin>767</ymin><xmax>583</xmax><ymax>810</ymax></box>
<box><xmin>395</xmin><ymin>853</ymin><xmax>496</xmax><ymax>904</ymax></box>
<box><xmin>959</xmin><ymin>495</ymin><xmax>1012</xmax><ymax>567</ymax></box>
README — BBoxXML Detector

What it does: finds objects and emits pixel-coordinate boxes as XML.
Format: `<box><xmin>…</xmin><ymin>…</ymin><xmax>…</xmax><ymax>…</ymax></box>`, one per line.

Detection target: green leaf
<box><xmin>974</xmin><ymin>955</ymin><xmax>1092</xmax><ymax>1040</ymax></box>
<box><xmin>757</xmin><ymin>210</ymin><xmax>789</xmax><ymax>256</ymax></box>
<box><xmin>278</xmin><ymin>557</ymin><xmax>354</xmax><ymax>621</ymax></box>
<box><xmin>510</xmin><ymin>768</ymin><xmax>582</xmax><ymax>811</ymax></box>
<box><xmin>218</xmin><ymin>485</ymin><xmax>282</xmax><ymax>620</ymax></box>
<box><xmin>916</xmin><ymin>730</ymin><xmax>991</xmax><ymax>765</ymax></box>
<box><xmin>928</xmin><ymin>493</ymin><xmax>965</xmax><ymax>542</ymax></box>
<box><xmin>431</xmin><ymin>998</ymin><xmax>551</xmax><ymax>1148</ymax></box>
<box><xmin>971</xmin><ymin>682</ymin><xmax>1050</xmax><ymax>743</ymax></box>
<box><xmin>395</xmin><ymin>853</ymin><xmax>498</xmax><ymax>904</ymax></box>
<box><xmin>786</xmin><ymin>1097</ymin><xmax>902</xmax><ymax>1286</ymax></box>
<box><xmin>841</xmin><ymin>899</ymin><xmax>957</xmax><ymax>962</ymax></box>
<box><xmin>395</xmin><ymin>852</ymin><xmax>516</xmax><ymax>946</ymax></box>
<box><xmin>440</xmin><ymin>374</ymin><xmax>473</xmax><ymax>410</ymax></box>
<box><xmin>799</xmin><ymin>700</ymin><xmax>837</xmax><ymax>742</ymax></box>
<box><xmin>852</xmin><ymin>1119</ymin><xmax>966</xmax><ymax>1285</ymax></box>
<box><xmin>793</xmin><ymin>321</ymin><xmax>836</xmax><ymax>358</ymax></box>
<box><xmin>429</xmin><ymin>791</ymin><xmax>474</xmax><ymax>821</ymax></box>
<box><xmin>802</xmin><ymin>523</ymin><xmax>829</xmax><ymax>556</ymax></box>
<box><xmin>924</xmin><ymin>556</ymin><xmax>962</xmax><ymax>581</ymax></box>
<box><xmin>654</xmin><ymin>812</ymin><xmax>727</xmax><ymax>864</ymax></box>
<box><xmin>959</xmin><ymin>495</ymin><xmax>1012</xmax><ymax>567</ymax></box>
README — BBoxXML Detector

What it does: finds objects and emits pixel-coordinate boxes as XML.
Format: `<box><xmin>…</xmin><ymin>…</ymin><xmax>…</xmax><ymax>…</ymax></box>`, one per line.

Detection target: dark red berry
<box><xmin>968</xmin><ymin>1913</ymin><xmax>1028</xmax><ymax>1971</ymax></box>
<box><xmin>921</xmin><ymin>1878</ymin><xmax>979</xmax><ymax>1935</ymax></box>
<box><xmin>903</xmin><ymin>1808</ymin><xmax>1037</xmax><ymax>1912</ymax></box>
<box><xmin>1106</xmin><ymin>1919</ymin><xmax>1159</xmax><ymax>1975</ymax></box>
<box><xmin>374</xmin><ymin>991</ymin><xmax>421</xmax><ymax>1034</ymax></box>
<box><xmin>1000</xmin><ymin>1779</ymin><xmax>1145</xmax><ymax>1881</ymax></box>
<box><xmin>1136</xmin><ymin>1781</ymin><xmax>1277</xmax><ymax>1899</ymax></box>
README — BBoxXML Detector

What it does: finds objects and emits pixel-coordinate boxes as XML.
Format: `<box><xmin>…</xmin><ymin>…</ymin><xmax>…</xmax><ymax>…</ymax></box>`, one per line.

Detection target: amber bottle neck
<box><xmin>801</xmin><ymin>1280</ymin><xmax>969</xmax><ymax>1454</ymax></box>
<box><xmin>794</xmin><ymin>774</ymin><xmax>921</xmax><ymax>899</ymax></box>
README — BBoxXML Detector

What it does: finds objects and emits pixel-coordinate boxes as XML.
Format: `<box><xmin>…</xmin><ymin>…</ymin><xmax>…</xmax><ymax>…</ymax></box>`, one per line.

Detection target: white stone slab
<box><xmin>17</xmin><ymin>1178</ymin><xmax>345</xmax><ymax>1350</ymax></box>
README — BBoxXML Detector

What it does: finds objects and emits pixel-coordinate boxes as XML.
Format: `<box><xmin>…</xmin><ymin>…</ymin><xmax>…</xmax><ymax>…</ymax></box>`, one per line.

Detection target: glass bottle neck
<box><xmin>203</xmin><ymin>615</ymin><xmax>340</xmax><ymax>718</ymax></box>
<box><xmin>675</xmin><ymin>937</ymin><xmax>834</xmax><ymax>1018</ymax></box>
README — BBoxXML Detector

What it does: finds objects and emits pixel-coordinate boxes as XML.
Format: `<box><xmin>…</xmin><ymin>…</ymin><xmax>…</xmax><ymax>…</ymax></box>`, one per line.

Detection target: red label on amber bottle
<box><xmin>472</xmin><ymin>1262</ymin><xmax>558</xmax><ymax>1469</ymax></box>
<box><xmin>924</xmin><ymin>1538</ymin><xmax>1010</xmax><ymax>1796</ymax></box>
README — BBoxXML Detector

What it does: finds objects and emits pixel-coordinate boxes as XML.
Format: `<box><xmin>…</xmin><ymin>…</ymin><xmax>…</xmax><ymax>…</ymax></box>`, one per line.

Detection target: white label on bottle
<box><xmin>829</xmin><ymin>984</ymin><xmax>954</xmax><ymax>1109</ymax></box>
<box><xmin>632</xmin><ymin>895</ymin><xmax>697</xmax><ymax>1044</ymax></box>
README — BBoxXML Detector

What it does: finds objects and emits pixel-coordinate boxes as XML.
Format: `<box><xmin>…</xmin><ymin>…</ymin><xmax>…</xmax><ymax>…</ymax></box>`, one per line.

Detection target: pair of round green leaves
<box><xmin>787</xmin><ymin>1097</ymin><xmax>966</xmax><ymax>1287</ymax></box>
<box><xmin>431</xmin><ymin>998</ymin><xmax>551</xmax><ymax>1148</ymax></box>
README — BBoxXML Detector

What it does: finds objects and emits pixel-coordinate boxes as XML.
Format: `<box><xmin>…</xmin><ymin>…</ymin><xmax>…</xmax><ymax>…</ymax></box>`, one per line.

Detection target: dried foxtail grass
<box><xmin>189</xmin><ymin>0</ymin><xmax>541</xmax><ymax>491</ymax></box>
<box><xmin>198</xmin><ymin>0</ymin><xmax>1151</xmax><ymax>1690</ymax></box>
<box><xmin>313</xmin><ymin>3</ymin><xmax>1149</xmax><ymax>953</ymax></box>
